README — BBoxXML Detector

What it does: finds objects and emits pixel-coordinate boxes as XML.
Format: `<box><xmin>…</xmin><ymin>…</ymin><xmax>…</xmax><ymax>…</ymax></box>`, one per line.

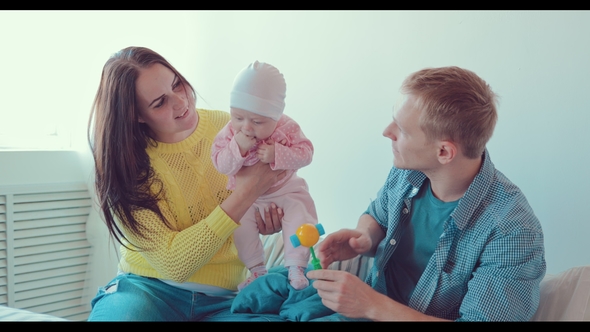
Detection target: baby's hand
<box><xmin>235</xmin><ymin>131</ymin><xmax>257</xmax><ymax>157</ymax></box>
<box><xmin>257</xmin><ymin>139</ymin><xmax>275</xmax><ymax>164</ymax></box>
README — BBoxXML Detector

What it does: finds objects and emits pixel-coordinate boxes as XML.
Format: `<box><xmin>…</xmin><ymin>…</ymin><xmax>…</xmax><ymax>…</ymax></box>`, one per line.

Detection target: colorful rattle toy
<box><xmin>290</xmin><ymin>223</ymin><xmax>325</xmax><ymax>270</ymax></box>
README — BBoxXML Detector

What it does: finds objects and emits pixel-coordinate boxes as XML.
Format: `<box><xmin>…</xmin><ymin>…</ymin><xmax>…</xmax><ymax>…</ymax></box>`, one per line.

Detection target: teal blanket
<box><xmin>230</xmin><ymin>266</ymin><xmax>336</xmax><ymax>321</ymax></box>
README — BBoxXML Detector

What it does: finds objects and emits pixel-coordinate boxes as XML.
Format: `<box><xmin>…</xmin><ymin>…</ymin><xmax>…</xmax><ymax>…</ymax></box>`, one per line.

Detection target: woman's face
<box><xmin>135</xmin><ymin>63</ymin><xmax>197</xmax><ymax>143</ymax></box>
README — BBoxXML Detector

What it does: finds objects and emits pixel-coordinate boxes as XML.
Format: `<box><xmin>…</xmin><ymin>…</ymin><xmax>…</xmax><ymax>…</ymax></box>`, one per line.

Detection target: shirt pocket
<box><xmin>429</xmin><ymin>267</ymin><xmax>472</xmax><ymax>313</ymax></box>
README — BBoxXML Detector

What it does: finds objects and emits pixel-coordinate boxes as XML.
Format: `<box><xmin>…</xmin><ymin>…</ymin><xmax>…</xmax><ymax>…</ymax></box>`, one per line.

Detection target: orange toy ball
<box><xmin>295</xmin><ymin>223</ymin><xmax>320</xmax><ymax>247</ymax></box>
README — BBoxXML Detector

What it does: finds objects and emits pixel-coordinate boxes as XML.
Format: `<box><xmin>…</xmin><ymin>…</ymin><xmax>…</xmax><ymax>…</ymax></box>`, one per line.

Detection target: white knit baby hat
<box><xmin>230</xmin><ymin>61</ymin><xmax>286</xmax><ymax>121</ymax></box>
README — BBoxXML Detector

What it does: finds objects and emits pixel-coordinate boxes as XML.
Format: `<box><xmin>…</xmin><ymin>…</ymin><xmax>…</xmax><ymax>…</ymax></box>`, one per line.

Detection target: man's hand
<box><xmin>307</xmin><ymin>269</ymin><xmax>381</xmax><ymax>319</ymax></box>
<box><xmin>256</xmin><ymin>139</ymin><xmax>275</xmax><ymax>164</ymax></box>
<box><xmin>307</xmin><ymin>269</ymin><xmax>449</xmax><ymax>321</ymax></box>
<box><xmin>315</xmin><ymin>229</ymin><xmax>373</xmax><ymax>268</ymax></box>
<box><xmin>235</xmin><ymin>131</ymin><xmax>257</xmax><ymax>157</ymax></box>
<box><xmin>255</xmin><ymin>203</ymin><xmax>283</xmax><ymax>235</ymax></box>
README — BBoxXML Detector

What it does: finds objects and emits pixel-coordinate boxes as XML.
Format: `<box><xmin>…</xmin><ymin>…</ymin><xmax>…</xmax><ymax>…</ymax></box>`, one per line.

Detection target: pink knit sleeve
<box><xmin>270</xmin><ymin>116</ymin><xmax>314</xmax><ymax>171</ymax></box>
<box><xmin>211</xmin><ymin>122</ymin><xmax>247</xmax><ymax>176</ymax></box>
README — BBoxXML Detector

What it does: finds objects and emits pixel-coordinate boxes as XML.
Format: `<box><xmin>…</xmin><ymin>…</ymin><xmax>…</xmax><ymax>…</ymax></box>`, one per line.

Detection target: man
<box><xmin>307</xmin><ymin>66</ymin><xmax>546</xmax><ymax>321</ymax></box>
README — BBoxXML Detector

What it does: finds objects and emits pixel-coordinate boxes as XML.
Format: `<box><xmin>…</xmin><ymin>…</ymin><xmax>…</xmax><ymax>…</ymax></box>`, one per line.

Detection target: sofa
<box><xmin>0</xmin><ymin>232</ymin><xmax>588</xmax><ymax>321</ymax></box>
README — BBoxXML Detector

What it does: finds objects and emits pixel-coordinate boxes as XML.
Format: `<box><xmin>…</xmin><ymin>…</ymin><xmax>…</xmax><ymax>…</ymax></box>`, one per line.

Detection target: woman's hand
<box><xmin>221</xmin><ymin>161</ymin><xmax>286</xmax><ymax>225</ymax></box>
<box><xmin>235</xmin><ymin>161</ymin><xmax>285</xmax><ymax>197</ymax></box>
<box><xmin>255</xmin><ymin>203</ymin><xmax>283</xmax><ymax>235</ymax></box>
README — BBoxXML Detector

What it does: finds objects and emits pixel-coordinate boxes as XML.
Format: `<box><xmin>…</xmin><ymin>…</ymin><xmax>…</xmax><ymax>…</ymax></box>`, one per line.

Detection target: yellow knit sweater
<box><xmin>117</xmin><ymin>109</ymin><xmax>247</xmax><ymax>290</ymax></box>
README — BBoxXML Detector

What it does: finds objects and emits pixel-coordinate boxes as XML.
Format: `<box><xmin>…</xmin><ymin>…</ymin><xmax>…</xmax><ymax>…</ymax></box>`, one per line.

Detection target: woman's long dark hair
<box><xmin>88</xmin><ymin>46</ymin><xmax>196</xmax><ymax>249</ymax></box>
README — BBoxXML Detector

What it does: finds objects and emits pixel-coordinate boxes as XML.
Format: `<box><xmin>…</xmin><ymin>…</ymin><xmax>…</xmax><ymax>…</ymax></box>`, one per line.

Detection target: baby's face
<box><xmin>230</xmin><ymin>108</ymin><xmax>278</xmax><ymax>141</ymax></box>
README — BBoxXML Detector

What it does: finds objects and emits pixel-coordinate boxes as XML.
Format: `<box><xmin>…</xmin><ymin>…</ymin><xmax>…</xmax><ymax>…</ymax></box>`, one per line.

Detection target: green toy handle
<box><xmin>310</xmin><ymin>247</ymin><xmax>322</xmax><ymax>270</ymax></box>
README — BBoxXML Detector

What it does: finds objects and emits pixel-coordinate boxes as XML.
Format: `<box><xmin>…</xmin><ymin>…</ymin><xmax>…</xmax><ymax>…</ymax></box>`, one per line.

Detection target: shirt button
<box><xmin>390</xmin><ymin>239</ymin><xmax>397</xmax><ymax>246</ymax></box>
<box><xmin>402</xmin><ymin>208</ymin><xmax>409</xmax><ymax>214</ymax></box>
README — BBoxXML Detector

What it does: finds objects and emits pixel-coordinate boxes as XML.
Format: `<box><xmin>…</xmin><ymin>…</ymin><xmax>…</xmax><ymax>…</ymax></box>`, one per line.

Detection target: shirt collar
<box><xmin>404</xmin><ymin>148</ymin><xmax>495</xmax><ymax>230</ymax></box>
<box><xmin>452</xmin><ymin>148</ymin><xmax>495</xmax><ymax>230</ymax></box>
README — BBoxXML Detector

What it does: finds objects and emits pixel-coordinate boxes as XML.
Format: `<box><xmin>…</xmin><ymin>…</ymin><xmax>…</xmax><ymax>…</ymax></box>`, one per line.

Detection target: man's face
<box><xmin>382</xmin><ymin>94</ymin><xmax>440</xmax><ymax>171</ymax></box>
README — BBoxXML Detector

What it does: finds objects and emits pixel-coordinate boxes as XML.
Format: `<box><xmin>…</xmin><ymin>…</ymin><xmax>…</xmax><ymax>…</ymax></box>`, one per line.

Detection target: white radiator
<box><xmin>0</xmin><ymin>182</ymin><xmax>92</xmax><ymax>321</ymax></box>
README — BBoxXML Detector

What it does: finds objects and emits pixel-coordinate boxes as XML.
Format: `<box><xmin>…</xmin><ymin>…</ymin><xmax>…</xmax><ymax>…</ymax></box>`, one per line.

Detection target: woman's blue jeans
<box><xmin>87</xmin><ymin>273</ymin><xmax>285</xmax><ymax>321</ymax></box>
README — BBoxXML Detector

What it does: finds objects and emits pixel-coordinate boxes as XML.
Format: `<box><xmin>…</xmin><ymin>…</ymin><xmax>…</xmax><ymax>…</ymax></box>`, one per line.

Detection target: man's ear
<box><xmin>437</xmin><ymin>140</ymin><xmax>457</xmax><ymax>165</ymax></box>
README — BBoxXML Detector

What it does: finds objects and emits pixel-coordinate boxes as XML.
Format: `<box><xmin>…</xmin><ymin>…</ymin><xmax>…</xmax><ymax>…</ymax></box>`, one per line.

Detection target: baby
<box><xmin>211</xmin><ymin>61</ymin><xmax>318</xmax><ymax>291</ymax></box>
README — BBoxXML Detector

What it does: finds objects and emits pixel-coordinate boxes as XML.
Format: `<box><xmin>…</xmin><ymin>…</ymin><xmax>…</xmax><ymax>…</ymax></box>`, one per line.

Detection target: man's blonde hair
<box><xmin>401</xmin><ymin>66</ymin><xmax>498</xmax><ymax>159</ymax></box>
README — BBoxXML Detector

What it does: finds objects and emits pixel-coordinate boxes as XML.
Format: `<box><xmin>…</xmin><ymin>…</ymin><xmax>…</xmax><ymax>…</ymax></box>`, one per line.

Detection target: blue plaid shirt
<box><xmin>365</xmin><ymin>149</ymin><xmax>546</xmax><ymax>321</ymax></box>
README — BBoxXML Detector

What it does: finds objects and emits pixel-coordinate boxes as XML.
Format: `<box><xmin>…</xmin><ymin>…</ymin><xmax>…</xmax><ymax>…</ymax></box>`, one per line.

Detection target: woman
<box><xmin>87</xmin><ymin>46</ymin><xmax>284</xmax><ymax>321</ymax></box>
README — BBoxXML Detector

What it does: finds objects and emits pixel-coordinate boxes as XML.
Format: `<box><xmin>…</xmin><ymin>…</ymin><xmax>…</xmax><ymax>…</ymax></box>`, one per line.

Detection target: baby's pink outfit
<box><xmin>211</xmin><ymin>114</ymin><xmax>317</xmax><ymax>269</ymax></box>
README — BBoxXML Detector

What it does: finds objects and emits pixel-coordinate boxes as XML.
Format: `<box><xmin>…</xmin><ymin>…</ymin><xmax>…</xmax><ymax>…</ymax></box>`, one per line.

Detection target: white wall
<box><xmin>187</xmin><ymin>10</ymin><xmax>590</xmax><ymax>275</ymax></box>
<box><xmin>0</xmin><ymin>10</ymin><xmax>201</xmax><ymax>302</ymax></box>
<box><xmin>1</xmin><ymin>11</ymin><xmax>588</xmax><ymax>276</ymax></box>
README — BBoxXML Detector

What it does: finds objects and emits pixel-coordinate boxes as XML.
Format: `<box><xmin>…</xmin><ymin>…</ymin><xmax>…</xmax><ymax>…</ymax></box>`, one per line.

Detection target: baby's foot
<box><xmin>238</xmin><ymin>266</ymin><xmax>267</xmax><ymax>291</ymax></box>
<box><xmin>288</xmin><ymin>265</ymin><xmax>309</xmax><ymax>290</ymax></box>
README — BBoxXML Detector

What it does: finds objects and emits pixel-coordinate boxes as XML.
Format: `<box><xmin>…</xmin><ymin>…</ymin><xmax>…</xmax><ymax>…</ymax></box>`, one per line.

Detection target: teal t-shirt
<box><xmin>385</xmin><ymin>180</ymin><xmax>459</xmax><ymax>305</ymax></box>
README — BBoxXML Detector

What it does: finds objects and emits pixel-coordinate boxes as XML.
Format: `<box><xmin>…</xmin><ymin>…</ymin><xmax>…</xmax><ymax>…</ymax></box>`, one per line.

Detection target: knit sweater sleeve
<box><xmin>211</xmin><ymin>121</ymin><xmax>247</xmax><ymax>176</ymax></box>
<box><xmin>122</xmin><ymin>204</ymin><xmax>239</xmax><ymax>283</ymax></box>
